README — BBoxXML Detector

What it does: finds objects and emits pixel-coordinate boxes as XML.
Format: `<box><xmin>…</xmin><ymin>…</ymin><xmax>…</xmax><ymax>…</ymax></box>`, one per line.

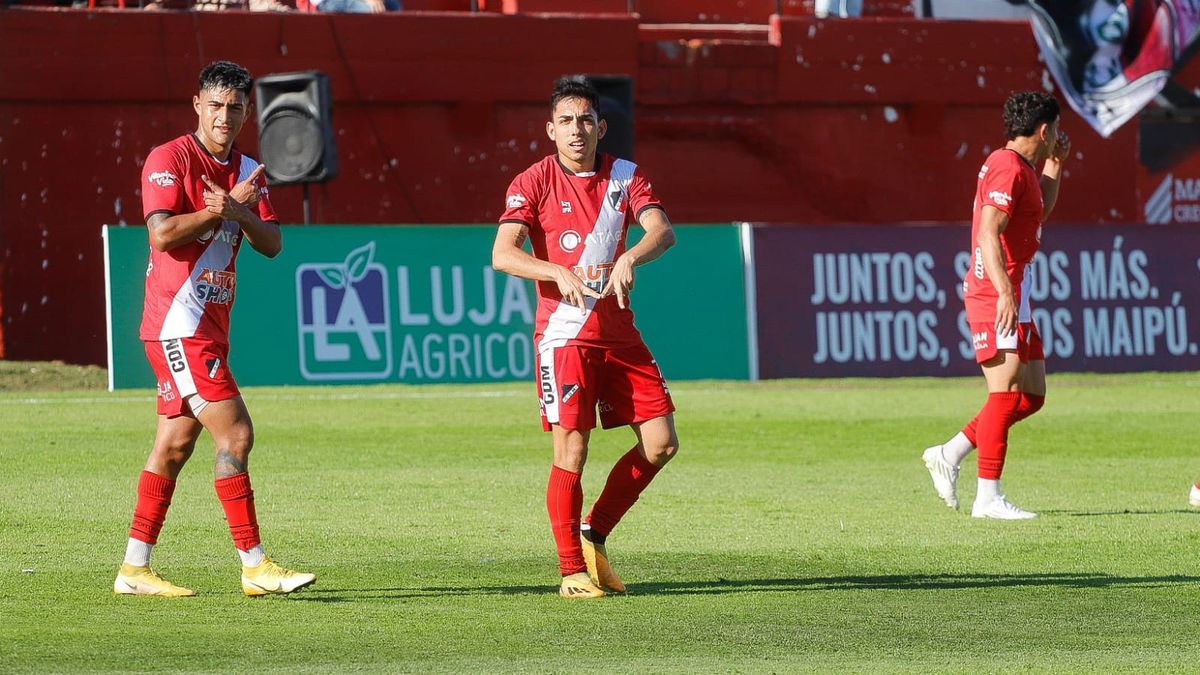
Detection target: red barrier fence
<box><xmin>0</xmin><ymin>9</ymin><xmax>1143</xmax><ymax>364</ymax></box>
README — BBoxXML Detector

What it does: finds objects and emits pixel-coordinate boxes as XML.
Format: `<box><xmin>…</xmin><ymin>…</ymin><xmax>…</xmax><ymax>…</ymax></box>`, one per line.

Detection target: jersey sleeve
<box><xmin>978</xmin><ymin>155</ymin><xmax>1022</xmax><ymax>217</ymax></box>
<box><xmin>627</xmin><ymin>167</ymin><xmax>663</xmax><ymax>219</ymax></box>
<box><xmin>499</xmin><ymin>169</ymin><xmax>540</xmax><ymax>228</ymax></box>
<box><xmin>256</xmin><ymin>174</ymin><xmax>279</xmax><ymax>223</ymax></box>
<box><xmin>141</xmin><ymin>145</ymin><xmax>187</xmax><ymax>220</ymax></box>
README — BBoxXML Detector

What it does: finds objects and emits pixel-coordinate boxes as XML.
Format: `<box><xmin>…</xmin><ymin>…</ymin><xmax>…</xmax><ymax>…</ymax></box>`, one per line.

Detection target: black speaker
<box><xmin>255</xmin><ymin>71</ymin><xmax>338</xmax><ymax>185</ymax></box>
<box><xmin>585</xmin><ymin>75</ymin><xmax>634</xmax><ymax>161</ymax></box>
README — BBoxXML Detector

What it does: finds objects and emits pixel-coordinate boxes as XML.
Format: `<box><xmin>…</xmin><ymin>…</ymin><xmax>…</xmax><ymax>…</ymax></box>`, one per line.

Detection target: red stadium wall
<box><xmin>0</xmin><ymin>9</ymin><xmax>1139</xmax><ymax>365</ymax></box>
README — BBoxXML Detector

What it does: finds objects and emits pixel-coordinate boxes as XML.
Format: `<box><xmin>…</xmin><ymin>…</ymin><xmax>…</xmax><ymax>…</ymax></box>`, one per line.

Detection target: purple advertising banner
<box><xmin>753</xmin><ymin>224</ymin><xmax>1200</xmax><ymax>378</ymax></box>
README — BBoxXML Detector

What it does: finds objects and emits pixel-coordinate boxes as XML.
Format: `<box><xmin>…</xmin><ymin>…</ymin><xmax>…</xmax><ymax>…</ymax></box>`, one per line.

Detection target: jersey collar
<box><xmin>556</xmin><ymin>153</ymin><xmax>602</xmax><ymax>177</ymax></box>
<box><xmin>190</xmin><ymin>133</ymin><xmax>234</xmax><ymax>166</ymax></box>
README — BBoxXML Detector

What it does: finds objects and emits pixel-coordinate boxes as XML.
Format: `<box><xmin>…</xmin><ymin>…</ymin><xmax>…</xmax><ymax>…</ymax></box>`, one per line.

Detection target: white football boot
<box><xmin>1189</xmin><ymin>484</ymin><xmax>1200</xmax><ymax>507</ymax></box>
<box><xmin>922</xmin><ymin>446</ymin><xmax>959</xmax><ymax>509</ymax></box>
<box><xmin>971</xmin><ymin>494</ymin><xmax>1037</xmax><ymax>520</ymax></box>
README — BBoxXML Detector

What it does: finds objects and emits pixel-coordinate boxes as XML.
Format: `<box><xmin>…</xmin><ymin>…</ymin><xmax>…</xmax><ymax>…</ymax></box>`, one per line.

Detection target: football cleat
<box><xmin>922</xmin><ymin>446</ymin><xmax>960</xmax><ymax>510</ymax></box>
<box><xmin>241</xmin><ymin>557</ymin><xmax>316</xmax><ymax>597</ymax></box>
<box><xmin>113</xmin><ymin>564</ymin><xmax>196</xmax><ymax>597</ymax></box>
<box><xmin>971</xmin><ymin>495</ymin><xmax>1037</xmax><ymax>520</ymax></box>
<box><xmin>581</xmin><ymin>532</ymin><xmax>626</xmax><ymax>593</ymax></box>
<box><xmin>559</xmin><ymin>572</ymin><xmax>605</xmax><ymax>599</ymax></box>
<box><xmin>1189</xmin><ymin>484</ymin><xmax>1200</xmax><ymax>507</ymax></box>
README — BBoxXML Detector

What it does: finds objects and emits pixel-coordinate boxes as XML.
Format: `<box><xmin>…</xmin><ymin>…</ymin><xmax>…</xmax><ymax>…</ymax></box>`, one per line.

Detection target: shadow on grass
<box><xmin>290</xmin><ymin>572</ymin><xmax>1200</xmax><ymax>602</ymax></box>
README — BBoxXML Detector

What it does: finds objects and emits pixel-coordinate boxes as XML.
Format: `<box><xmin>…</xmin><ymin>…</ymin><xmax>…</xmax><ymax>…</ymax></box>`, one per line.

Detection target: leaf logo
<box><xmin>345</xmin><ymin>242</ymin><xmax>375</xmax><ymax>284</ymax></box>
<box><xmin>316</xmin><ymin>242</ymin><xmax>376</xmax><ymax>289</ymax></box>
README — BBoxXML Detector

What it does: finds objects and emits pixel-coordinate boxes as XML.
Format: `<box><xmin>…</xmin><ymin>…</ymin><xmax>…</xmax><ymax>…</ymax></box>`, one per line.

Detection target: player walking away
<box><xmin>114</xmin><ymin>61</ymin><xmax>315</xmax><ymax>597</ymax></box>
<box><xmin>492</xmin><ymin>76</ymin><xmax>679</xmax><ymax>599</ymax></box>
<box><xmin>922</xmin><ymin>91</ymin><xmax>1071</xmax><ymax>520</ymax></box>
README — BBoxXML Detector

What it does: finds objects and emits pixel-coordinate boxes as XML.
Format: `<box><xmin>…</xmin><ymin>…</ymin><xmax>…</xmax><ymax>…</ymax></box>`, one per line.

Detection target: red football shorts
<box><xmin>535</xmin><ymin>342</ymin><xmax>675</xmax><ymax>432</ymax></box>
<box><xmin>144</xmin><ymin>337</ymin><xmax>240</xmax><ymax>417</ymax></box>
<box><xmin>969</xmin><ymin>321</ymin><xmax>1044</xmax><ymax>364</ymax></box>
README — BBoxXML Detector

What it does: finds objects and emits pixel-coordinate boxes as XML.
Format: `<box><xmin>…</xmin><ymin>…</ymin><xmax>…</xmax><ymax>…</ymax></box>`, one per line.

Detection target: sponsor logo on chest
<box><xmin>195</xmin><ymin>268</ymin><xmax>236</xmax><ymax>305</ymax></box>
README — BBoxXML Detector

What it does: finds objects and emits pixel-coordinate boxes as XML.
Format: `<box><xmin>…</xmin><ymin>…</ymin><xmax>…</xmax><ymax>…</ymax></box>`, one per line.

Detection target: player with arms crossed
<box><xmin>114</xmin><ymin>61</ymin><xmax>315</xmax><ymax>596</ymax></box>
<box><xmin>922</xmin><ymin>91</ymin><xmax>1071</xmax><ymax>519</ymax></box>
<box><xmin>492</xmin><ymin>76</ymin><xmax>679</xmax><ymax>599</ymax></box>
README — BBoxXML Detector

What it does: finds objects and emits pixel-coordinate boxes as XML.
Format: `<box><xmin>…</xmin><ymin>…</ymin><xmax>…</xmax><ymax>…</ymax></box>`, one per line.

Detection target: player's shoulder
<box><xmin>513</xmin><ymin>154</ymin><xmax>556</xmax><ymax>180</ymax></box>
<box><xmin>983</xmin><ymin>148</ymin><xmax>1017</xmax><ymax>168</ymax></box>
<box><xmin>143</xmin><ymin>135</ymin><xmax>194</xmax><ymax>186</ymax></box>
<box><xmin>603</xmin><ymin>153</ymin><xmax>642</xmax><ymax>182</ymax></box>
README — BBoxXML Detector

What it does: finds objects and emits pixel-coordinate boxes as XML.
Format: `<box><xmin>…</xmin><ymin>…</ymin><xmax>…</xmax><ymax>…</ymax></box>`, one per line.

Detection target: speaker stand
<box><xmin>302</xmin><ymin>182</ymin><xmax>311</xmax><ymax>225</ymax></box>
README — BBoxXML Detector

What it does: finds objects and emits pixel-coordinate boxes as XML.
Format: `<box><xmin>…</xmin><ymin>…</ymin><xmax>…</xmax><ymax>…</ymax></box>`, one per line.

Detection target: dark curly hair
<box><xmin>549</xmin><ymin>76</ymin><xmax>600</xmax><ymax>117</ymax></box>
<box><xmin>199</xmin><ymin>61</ymin><xmax>254</xmax><ymax>96</ymax></box>
<box><xmin>1002</xmin><ymin>91</ymin><xmax>1060</xmax><ymax>140</ymax></box>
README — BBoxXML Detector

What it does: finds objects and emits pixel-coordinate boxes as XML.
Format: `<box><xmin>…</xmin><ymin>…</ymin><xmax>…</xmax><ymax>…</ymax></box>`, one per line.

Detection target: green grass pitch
<box><xmin>2</xmin><ymin>374</ymin><xmax>1199</xmax><ymax>672</ymax></box>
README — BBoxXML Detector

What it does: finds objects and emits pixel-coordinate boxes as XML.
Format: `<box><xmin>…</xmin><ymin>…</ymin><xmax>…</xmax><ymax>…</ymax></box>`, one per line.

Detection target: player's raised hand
<box><xmin>601</xmin><ymin>254</ymin><xmax>636</xmax><ymax>309</ymax></box>
<box><xmin>1051</xmin><ymin>129</ymin><xmax>1071</xmax><ymax>162</ymax></box>
<box><xmin>995</xmin><ymin>293</ymin><xmax>1017</xmax><ymax>339</ymax></box>
<box><xmin>201</xmin><ymin>174</ymin><xmax>248</xmax><ymax>221</ymax></box>
<box><xmin>553</xmin><ymin>265</ymin><xmax>601</xmax><ymax>315</ymax></box>
<box><xmin>229</xmin><ymin>164</ymin><xmax>265</xmax><ymax>208</ymax></box>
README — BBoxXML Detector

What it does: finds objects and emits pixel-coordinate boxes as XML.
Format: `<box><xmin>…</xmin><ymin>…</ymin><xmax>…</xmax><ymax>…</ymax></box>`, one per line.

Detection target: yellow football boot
<box><xmin>581</xmin><ymin>534</ymin><xmax>626</xmax><ymax>593</ymax></box>
<box><xmin>241</xmin><ymin>557</ymin><xmax>316</xmax><ymax>597</ymax></box>
<box><xmin>113</xmin><ymin>564</ymin><xmax>196</xmax><ymax>597</ymax></box>
<box><xmin>559</xmin><ymin>572</ymin><xmax>605</xmax><ymax>599</ymax></box>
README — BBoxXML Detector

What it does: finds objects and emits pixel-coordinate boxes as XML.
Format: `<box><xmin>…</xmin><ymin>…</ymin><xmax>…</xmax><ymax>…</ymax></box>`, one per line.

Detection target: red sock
<box><xmin>964</xmin><ymin>393</ymin><xmax>1044</xmax><ymax>445</ymax></box>
<box><xmin>547</xmin><ymin>465</ymin><xmax>585</xmax><ymax>576</ymax></box>
<box><xmin>585</xmin><ymin>446</ymin><xmax>661</xmax><ymax>537</ymax></box>
<box><xmin>214</xmin><ymin>473</ymin><xmax>261</xmax><ymax>552</ymax></box>
<box><xmin>976</xmin><ymin>392</ymin><xmax>1022</xmax><ymax>479</ymax></box>
<box><xmin>129</xmin><ymin>470</ymin><xmax>176</xmax><ymax>544</ymax></box>
<box><xmin>962</xmin><ymin>415</ymin><xmax>981</xmax><ymax>446</ymax></box>
<box><xmin>1013</xmin><ymin>393</ymin><xmax>1045</xmax><ymax>423</ymax></box>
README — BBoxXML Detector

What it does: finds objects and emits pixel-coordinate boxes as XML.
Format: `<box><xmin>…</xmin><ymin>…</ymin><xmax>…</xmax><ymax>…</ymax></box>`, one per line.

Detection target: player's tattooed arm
<box><xmin>511</xmin><ymin>227</ymin><xmax>528</xmax><ymax>249</ymax></box>
<box><xmin>214</xmin><ymin>449</ymin><xmax>249</xmax><ymax>478</ymax></box>
<box><xmin>146</xmin><ymin>208</ymin><xmax>221</xmax><ymax>252</ymax></box>
<box><xmin>492</xmin><ymin>221</ymin><xmax>599</xmax><ymax>312</ymax></box>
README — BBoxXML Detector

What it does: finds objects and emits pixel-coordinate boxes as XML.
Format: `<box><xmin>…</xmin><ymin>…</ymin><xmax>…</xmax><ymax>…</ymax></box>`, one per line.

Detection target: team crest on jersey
<box><xmin>296</xmin><ymin>241</ymin><xmax>393</xmax><ymax>381</ymax></box>
<box><xmin>506</xmin><ymin>194</ymin><xmax>527</xmax><ymax>209</ymax></box>
<box><xmin>559</xmin><ymin>230</ymin><xmax>581</xmax><ymax>252</ymax></box>
<box><xmin>608</xmin><ymin>188</ymin><xmax>625</xmax><ymax>212</ymax></box>
<box><xmin>148</xmin><ymin>171</ymin><xmax>178</xmax><ymax>188</ymax></box>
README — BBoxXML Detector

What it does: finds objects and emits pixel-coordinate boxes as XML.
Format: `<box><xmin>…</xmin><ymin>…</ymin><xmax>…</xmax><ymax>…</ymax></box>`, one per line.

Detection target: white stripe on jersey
<box><xmin>158</xmin><ymin>222</ymin><xmax>238</xmax><ymax>340</ymax></box>
<box><xmin>537</xmin><ymin>159</ymin><xmax>637</xmax><ymax>352</ymax></box>
<box><xmin>238</xmin><ymin>155</ymin><xmax>259</xmax><ymax>182</ymax></box>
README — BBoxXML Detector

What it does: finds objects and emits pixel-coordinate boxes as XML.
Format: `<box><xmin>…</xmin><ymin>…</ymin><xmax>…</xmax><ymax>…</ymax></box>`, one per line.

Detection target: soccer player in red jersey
<box><xmin>492</xmin><ymin>77</ymin><xmax>679</xmax><ymax>598</ymax></box>
<box><xmin>922</xmin><ymin>91</ymin><xmax>1071</xmax><ymax>519</ymax></box>
<box><xmin>114</xmin><ymin>61</ymin><xmax>315</xmax><ymax>596</ymax></box>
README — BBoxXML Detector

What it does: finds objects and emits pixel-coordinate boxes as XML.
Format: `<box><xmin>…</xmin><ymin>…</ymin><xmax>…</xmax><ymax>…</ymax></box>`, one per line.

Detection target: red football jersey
<box><xmin>963</xmin><ymin>148</ymin><xmax>1044</xmax><ymax>323</ymax></box>
<box><xmin>138</xmin><ymin>134</ymin><xmax>277</xmax><ymax>343</ymax></box>
<box><xmin>500</xmin><ymin>153</ymin><xmax>663</xmax><ymax>351</ymax></box>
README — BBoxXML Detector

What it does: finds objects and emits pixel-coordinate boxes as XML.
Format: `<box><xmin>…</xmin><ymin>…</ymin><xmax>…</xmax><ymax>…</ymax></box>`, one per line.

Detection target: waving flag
<box><xmin>1025</xmin><ymin>0</ymin><xmax>1200</xmax><ymax>137</ymax></box>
